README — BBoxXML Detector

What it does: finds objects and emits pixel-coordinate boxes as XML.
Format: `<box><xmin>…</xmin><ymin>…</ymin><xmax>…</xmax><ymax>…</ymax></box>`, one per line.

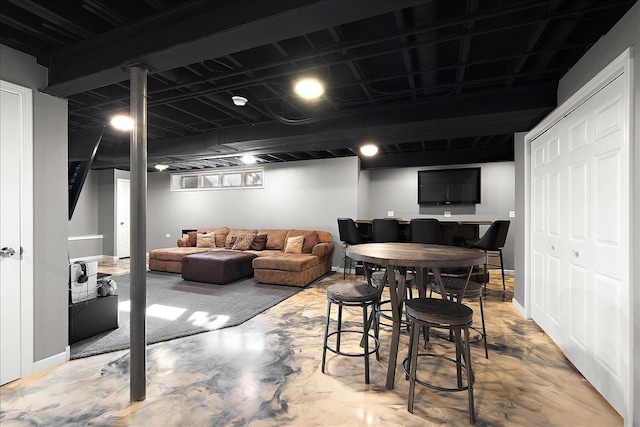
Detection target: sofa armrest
<box><xmin>177</xmin><ymin>236</ymin><xmax>188</xmax><ymax>247</ymax></box>
<box><xmin>312</xmin><ymin>242</ymin><xmax>334</xmax><ymax>257</ymax></box>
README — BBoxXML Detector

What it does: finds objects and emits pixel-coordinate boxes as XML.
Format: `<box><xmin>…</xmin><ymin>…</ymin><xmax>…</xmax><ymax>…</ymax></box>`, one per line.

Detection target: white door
<box><xmin>530</xmin><ymin>73</ymin><xmax>629</xmax><ymax>417</ymax></box>
<box><xmin>1</xmin><ymin>82</ymin><xmax>25</xmax><ymax>385</ymax></box>
<box><xmin>116</xmin><ymin>178</ymin><xmax>130</xmax><ymax>258</ymax></box>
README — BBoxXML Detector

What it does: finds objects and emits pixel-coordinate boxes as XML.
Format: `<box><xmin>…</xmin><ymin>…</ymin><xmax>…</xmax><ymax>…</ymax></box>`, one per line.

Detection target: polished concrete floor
<box><xmin>0</xmin><ymin>258</ymin><xmax>622</xmax><ymax>426</ymax></box>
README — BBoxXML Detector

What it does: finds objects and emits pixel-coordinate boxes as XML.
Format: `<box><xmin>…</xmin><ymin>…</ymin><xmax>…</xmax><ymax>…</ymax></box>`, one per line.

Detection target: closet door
<box><xmin>531</xmin><ymin>124</ymin><xmax>565</xmax><ymax>344</ymax></box>
<box><xmin>530</xmin><ymin>73</ymin><xmax>628</xmax><ymax>417</ymax></box>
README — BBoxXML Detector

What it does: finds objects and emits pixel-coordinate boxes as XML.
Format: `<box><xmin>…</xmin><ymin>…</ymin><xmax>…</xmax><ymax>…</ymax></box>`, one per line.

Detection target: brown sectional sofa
<box><xmin>148</xmin><ymin>227</ymin><xmax>334</xmax><ymax>287</ymax></box>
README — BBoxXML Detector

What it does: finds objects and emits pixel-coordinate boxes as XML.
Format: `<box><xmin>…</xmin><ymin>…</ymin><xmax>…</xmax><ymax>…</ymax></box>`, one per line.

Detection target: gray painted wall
<box><xmin>1</xmin><ymin>44</ymin><xmax>68</xmax><ymax>361</ymax></box>
<box><xmin>68</xmin><ymin>170</ymin><xmax>102</xmax><ymax>259</ymax></box>
<box><xmin>366</xmin><ymin>162</ymin><xmax>516</xmax><ymax>269</ymax></box>
<box><xmin>146</xmin><ymin>157</ymin><xmax>360</xmax><ymax>267</ymax></box>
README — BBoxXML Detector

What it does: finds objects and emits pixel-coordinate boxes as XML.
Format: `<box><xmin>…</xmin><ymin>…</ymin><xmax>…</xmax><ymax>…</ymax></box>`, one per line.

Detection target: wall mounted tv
<box><xmin>418</xmin><ymin>167</ymin><xmax>481</xmax><ymax>205</ymax></box>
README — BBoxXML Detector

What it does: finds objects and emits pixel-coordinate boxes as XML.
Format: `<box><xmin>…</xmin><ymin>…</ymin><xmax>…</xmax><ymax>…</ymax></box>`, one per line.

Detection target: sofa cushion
<box><xmin>302</xmin><ymin>231</ymin><xmax>318</xmax><ymax>253</ymax></box>
<box><xmin>225</xmin><ymin>236</ymin><xmax>237</xmax><ymax>249</ymax></box>
<box><xmin>196</xmin><ymin>232</ymin><xmax>216</xmax><ymax>248</ymax></box>
<box><xmin>250</xmin><ymin>234</ymin><xmax>267</xmax><ymax>250</ymax></box>
<box><xmin>232</xmin><ymin>232</ymin><xmax>257</xmax><ymax>251</ymax></box>
<box><xmin>284</xmin><ymin>235</ymin><xmax>304</xmax><ymax>254</ymax></box>
<box><xmin>197</xmin><ymin>227</ymin><xmax>229</xmax><ymax>248</ymax></box>
<box><xmin>226</xmin><ymin>228</ymin><xmax>258</xmax><ymax>247</ymax></box>
<box><xmin>316</xmin><ymin>230</ymin><xmax>332</xmax><ymax>243</ymax></box>
<box><xmin>253</xmin><ymin>253</ymin><xmax>319</xmax><ymax>272</ymax></box>
<box><xmin>187</xmin><ymin>231</ymin><xmax>198</xmax><ymax>247</ymax></box>
<box><xmin>177</xmin><ymin>235</ymin><xmax>189</xmax><ymax>247</ymax></box>
<box><xmin>258</xmin><ymin>229</ymin><xmax>288</xmax><ymax>250</ymax></box>
<box><xmin>149</xmin><ymin>247</ymin><xmax>210</xmax><ymax>262</ymax></box>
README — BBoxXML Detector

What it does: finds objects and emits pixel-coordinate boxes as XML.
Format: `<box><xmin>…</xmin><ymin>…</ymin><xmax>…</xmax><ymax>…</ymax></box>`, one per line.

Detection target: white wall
<box><xmin>366</xmin><ymin>162</ymin><xmax>516</xmax><ymax>269</ymax></box>
<box><xmin>146</xmin><ymin>157</ymin><xmax>360</xmax><ymax>266</ymax></box>
<box><xmin>1</xmin><ymin>44</ymin><xmax>68</xmax><ymax>362</ymax></box>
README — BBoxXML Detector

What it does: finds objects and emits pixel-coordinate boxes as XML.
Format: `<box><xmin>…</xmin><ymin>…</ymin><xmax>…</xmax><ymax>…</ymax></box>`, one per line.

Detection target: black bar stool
<box><xmin>403</xmin><ymin>298</ymin><xmax>476</xmax><ymax>424</ymax></box>
<box><xmin>321</xmin><ymin>281</ymin><xmax>380</xmax><ymax>384</ymax></box>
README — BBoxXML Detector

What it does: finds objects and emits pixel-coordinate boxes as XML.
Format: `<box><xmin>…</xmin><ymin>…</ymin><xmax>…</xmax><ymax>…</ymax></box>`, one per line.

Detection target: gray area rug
<box><xmin>70</xmin><ymin>271</ymin><xmax>301</xmax><ymax>359</ymax></box>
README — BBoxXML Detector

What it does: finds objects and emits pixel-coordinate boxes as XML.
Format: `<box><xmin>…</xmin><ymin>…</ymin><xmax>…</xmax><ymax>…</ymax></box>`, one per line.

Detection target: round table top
<box><xmin>346</xmin><ymin>242</ymin><xmax>486</xmax><ymax>269</ymax></box>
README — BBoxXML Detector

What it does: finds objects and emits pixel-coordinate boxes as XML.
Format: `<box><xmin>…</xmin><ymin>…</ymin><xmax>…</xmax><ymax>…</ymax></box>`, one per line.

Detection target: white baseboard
<box><xmin>69</xmin><ymin>255</ymin><xmax>107</xmax><ymax>262</ymax></box>
<box><xmin>512</xmin><ymin>298</ymin><xmax>527</xmax><ymax>318</ymax></box>
<box><xmin>32</xmin><ymin>347</ymin><xmax>69</xmax><ymax>374</ymax></box>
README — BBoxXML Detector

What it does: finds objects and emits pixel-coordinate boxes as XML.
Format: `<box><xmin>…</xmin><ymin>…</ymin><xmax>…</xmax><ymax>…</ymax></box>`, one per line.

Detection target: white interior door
<box><xmin>116</xmin><ymin>178</ymin><xmax>130</xmax><ymax>258</ymax></box>
<box><xmin>1</xmin><ymin>82</ymin><xmax>25</xmax><ymax>385</ymax></box>
<box><xmin>529</xmin><ymin>72</ymin><xmax>629</xmax><ymax>418</ymax></box>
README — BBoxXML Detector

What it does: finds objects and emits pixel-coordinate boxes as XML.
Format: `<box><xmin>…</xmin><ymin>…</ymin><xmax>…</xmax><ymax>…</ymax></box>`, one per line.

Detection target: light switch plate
<box><xmin>509</xmin><ymin>211</ymin><xmax>515</xmax><ymax>218</ymax></box>
<box><xmin>165</xmin><ymin>233</ymin><xmax>171</xmax><ymax>238</ymax></box>
<box><xmin>444</xmin><ymin>211</ymin><xmax>451</xmax><ymax>217</ymax></box>
<box><xmin>387</xmin><ymin>211</ymin><xmax>394</xmax><ymax>217</ymax></box>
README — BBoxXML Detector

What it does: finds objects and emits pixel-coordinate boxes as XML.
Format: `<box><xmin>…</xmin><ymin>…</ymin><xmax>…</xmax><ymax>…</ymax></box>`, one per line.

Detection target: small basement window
<box><xmin>171</xmin><ymin>168</ymin><xmax>264</xmax><ymax>191</ymax></box>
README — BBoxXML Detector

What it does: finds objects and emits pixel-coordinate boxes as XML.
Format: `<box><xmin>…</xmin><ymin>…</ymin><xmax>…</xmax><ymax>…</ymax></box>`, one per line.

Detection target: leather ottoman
<box><xmin>181</xmin><ymin>251</ymin><xmax>257</xmax><ymax>284</ymax></box>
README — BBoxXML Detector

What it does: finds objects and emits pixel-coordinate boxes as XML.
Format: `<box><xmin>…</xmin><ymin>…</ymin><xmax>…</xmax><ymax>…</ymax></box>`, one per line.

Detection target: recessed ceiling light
<box><xmin>110</xmin><ymin>115</ymin><xmax>134</xmax><ymax>131</ymax></box>
<box><xmin>232</xmin><ymin>96</ymin><xmax>248</xmax><ymax>106</ymax></box>
<box><xmin>293</xmin><ymin>78</ymin><xmax>324</xmax><ymax>100</ymax></box>
<box><xmin>360</xmin><ymin>144</ymin><xmax>378</xmax><ymax>157</ymax></box>
<box><xmin>154</xmin><ymin>164</ymin><xmax>169</xmax><ymax>171</ymax></box>
<box><xmin>241</xmin><ymin>155</ymin><xmax>257</xmax><ymax>164</ymax></box>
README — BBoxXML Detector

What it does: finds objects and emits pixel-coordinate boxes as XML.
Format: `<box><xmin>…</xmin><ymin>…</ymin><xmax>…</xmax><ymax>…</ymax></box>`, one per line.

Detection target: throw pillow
<box><xmin>232</xmin><ymin>233</ymin><xmax>256</xmax><ymax>251</ymax></box>
<box><xmin>302</xmin><ymin>231</ymin><xmax>319</xmax><ymax>253</ymax></box>
<box><xmin>250</xmin><ymin>234</ymin><xmax>267</xmax><ymax>251</ymax></box>
<box><xmin>225</xmin><ymin>236</ymin><xmax>237</xmax><ymax>249</ymax></box>
<box><xmin>196</xmin><ymin>232</ymin><xmax>216</xmax><ymax>248</ymax></box>
<box><xmin>187</xmin><ymin>231</ymin><xmax>198</xmax><ymax>247</ymax></box>
<box><xmin>177</xmin><ymin>235</ymin><xmax>188</xmax><ymax>247</ymax></box>
<box><xmin>284</xmin><ymin>235</ymin><xmax>304</xmax><ymax>254</ymax></box>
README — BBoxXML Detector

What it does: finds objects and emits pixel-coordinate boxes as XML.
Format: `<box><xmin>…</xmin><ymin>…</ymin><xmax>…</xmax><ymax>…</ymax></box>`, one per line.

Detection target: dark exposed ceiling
<box><xmin>1</xmin><ymin>0</ymin><xmax>636</xmax><ymax>171</ymax></box>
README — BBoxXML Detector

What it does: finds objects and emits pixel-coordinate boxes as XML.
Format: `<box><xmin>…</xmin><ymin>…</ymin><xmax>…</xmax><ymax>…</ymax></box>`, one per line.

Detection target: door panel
<box><xmin>1</xmin><ymin>84</ymin><xmax>23</xmax><ymax>385</ymax></box>
<box><xmin>116</xmin><ymin>179</ymin><xmax>130</xmax><ymax>258</ymax></box>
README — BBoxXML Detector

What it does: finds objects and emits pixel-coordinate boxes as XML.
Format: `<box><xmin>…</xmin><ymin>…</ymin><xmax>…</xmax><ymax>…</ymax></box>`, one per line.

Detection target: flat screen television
<box><xmin>418</xmin><ymin>167</ymin><xmax>481</xmax><ymax>205</ymax></box>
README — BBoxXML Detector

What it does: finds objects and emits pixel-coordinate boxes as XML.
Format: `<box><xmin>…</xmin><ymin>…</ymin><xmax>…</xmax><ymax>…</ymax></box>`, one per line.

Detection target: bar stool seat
<box><xmin>321</xmin><ymin>281</ymin><xmax>380</xmax><ymax>384</ymax></box>
<box><xmin>403</xmin><ymin>298</ymin><xmax>476</xmax><ymax>424</ymax></box>
<box><xmin>431</xmin><ymin>277</ymin><xmax>488</xmax><ymax>358</ymax></box>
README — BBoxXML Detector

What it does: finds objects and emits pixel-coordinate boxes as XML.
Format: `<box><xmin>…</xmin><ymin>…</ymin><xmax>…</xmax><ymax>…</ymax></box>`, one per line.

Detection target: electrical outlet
<box><xmin>444</xmin><ymin>211</ymin><xmax>451</xmax><ymax>217</ymax></box>
<box><xmin>509</xmin><ymin>211</ymin><xmax>515</xmax><ymax>218</ymax></box>
<box><xmin>387</xmin><ymin>210</ymin><xmax>394</xmax><ymax>217</ymax></box>
<box><xmin>165</xmin><ymin>233</ymin><xmax>171</xmax><ymax>238</ymax></box>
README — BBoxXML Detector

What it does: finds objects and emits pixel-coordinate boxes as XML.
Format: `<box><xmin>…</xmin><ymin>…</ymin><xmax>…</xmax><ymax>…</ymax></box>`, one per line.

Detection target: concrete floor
<box><xmin>0</xmin><ymin>258</ymin><xmax>622</xmax><ymax>426</ymax></box>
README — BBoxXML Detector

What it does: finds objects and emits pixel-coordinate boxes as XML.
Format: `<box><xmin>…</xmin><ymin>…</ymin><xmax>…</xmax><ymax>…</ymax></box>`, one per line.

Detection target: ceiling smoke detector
<box><xmin>232</xmin><ymin>96</ymin><xmax>248</xmax><ymax>106</ymax></box>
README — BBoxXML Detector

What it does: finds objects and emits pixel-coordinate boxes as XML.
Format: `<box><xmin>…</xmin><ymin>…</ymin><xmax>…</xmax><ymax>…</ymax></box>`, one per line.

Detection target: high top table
<box><xmin>346</xmin><ymin>242</ymin><xmax>486</xmax><ymax>389</ymax></box>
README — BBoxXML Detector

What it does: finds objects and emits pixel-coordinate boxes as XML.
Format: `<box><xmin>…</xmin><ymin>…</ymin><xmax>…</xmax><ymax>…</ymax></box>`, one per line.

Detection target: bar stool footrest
<box><xmin>402</xmin><ymin>353</ymin><xmax>474</xmax><ymax>392</ymax></box>
<box><xmin>325</xmin><ymin>330</ymin><xmax>380</xmax><ymax>357</ymax></box>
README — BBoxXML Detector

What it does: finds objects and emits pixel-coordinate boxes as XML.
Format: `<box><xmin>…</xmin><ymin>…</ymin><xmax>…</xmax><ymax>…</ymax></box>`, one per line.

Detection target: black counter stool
<box><xmin>403</xmin><ymin>298</ymin><xmax>476</xmax><ymax>424</ymax></box>
<box><xmin>321</xmin><ymin>281</ymin><xmax>380</xmax><ymax>384</ymax></box>
<box><xmin>431</xmin><ymin>277</ymin><xmax>488</xmax><ymax>359</ymax></box>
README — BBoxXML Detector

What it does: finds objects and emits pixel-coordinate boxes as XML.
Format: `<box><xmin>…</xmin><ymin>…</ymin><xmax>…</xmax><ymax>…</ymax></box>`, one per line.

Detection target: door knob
<box><xmin>120</xmin><ymin>222</ymin><xmax>124</xmax><ymax>225</ymax></box>
<box><xmin>573</xmin><ymin>250</ymin><xmax>579</xmax><ymax>258</ymax></box>
<box><xmin>550</xmin><ymin>245</ymin><xmax>555</xmax><ymax>250</ymax></box>
<box><xmin>0</xmin><ymin>247</ymin><xmax>16</xmax><ymax>258</ymax></box>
